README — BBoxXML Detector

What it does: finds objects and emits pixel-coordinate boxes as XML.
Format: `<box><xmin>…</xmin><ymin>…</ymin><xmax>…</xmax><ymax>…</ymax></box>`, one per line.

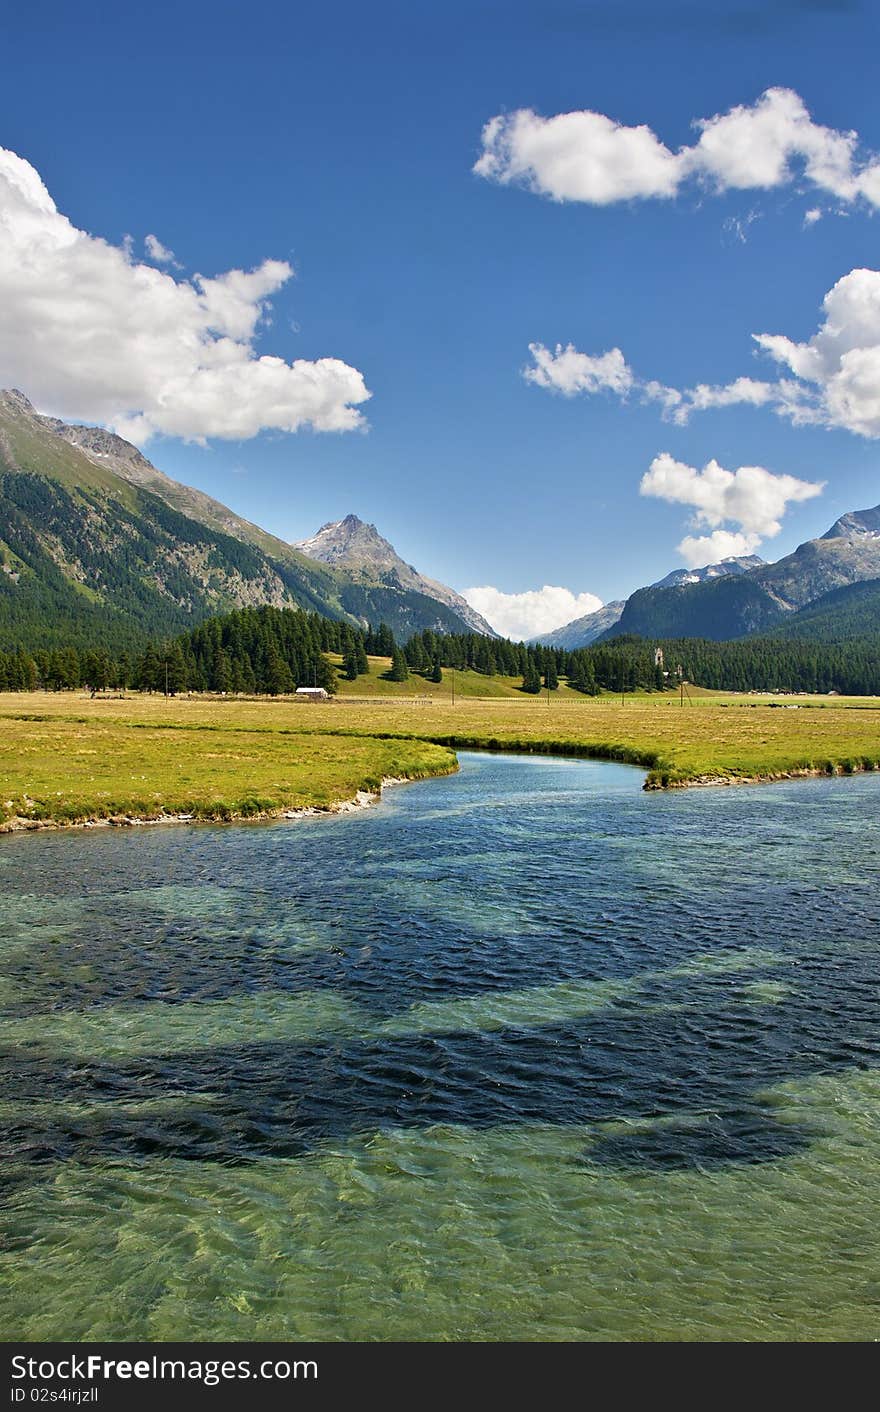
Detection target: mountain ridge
<box><xmin>532</xmin><ymin>555</ymin><xmax>765</xmax><ymax>648</ymax></box>
<box><xmin>0</xmin><ymin>390</ymin><xmax>494</xmax><ymax>648</ymax></box>
<box><xmin>295</xmin><ymin>514</ymin><xmax>496</xmax><ymax>636</ymax></box>
<box><xmin>598</xmin><ymin>508</ymin><xmax>880</xmax><ymax>644</ymax></box>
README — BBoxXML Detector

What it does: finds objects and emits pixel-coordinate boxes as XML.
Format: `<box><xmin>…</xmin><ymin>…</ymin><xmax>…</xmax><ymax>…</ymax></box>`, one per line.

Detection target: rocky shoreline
<box><xmin>644</xmin><ymin>760</ymin><xmax>880</xmax><ymax>790</ymax></box>
<box><xmin>0</xmin><ymin>774</ymin><xmax>419</xmax><ymax>835</ymax></box>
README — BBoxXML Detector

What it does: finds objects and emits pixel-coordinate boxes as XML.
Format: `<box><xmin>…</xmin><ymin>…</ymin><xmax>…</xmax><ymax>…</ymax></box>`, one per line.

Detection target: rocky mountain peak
<box><xmin>0</xmin><ymin>389</ymin><xmax>37</xmax><ymax>416</ymax></box>
<box><xmin>822</xmin><ymin>504</ymin><xmax>880</xmax><ymax>541</ymax></box>
<box><xmin>652</xmin><ymin>554</ymin><xmax>765</xmax><ymax>591</ymax></box>
<box><xmin>296</xmin><ymin>514</ymin><xmax>397</xmax><ymax>568</ymax></box>
<box><xmin>296</xmin><ymin>514</ymin><xmax>497</xmax><ymax>637</ymax></box>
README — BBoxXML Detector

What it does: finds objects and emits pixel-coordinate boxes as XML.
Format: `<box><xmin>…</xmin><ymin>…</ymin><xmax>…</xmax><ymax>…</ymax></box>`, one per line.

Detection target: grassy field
<box><xmin>0</xmin><ymin>706</ymin><xmax>455</xmax><ymax>829</ymax></box>
<box><xmin>330</xmin><ymin>655</ymin><xmax>584</xmax><ymax>698</ymax></box>
<box><xmin>1</xmin><ymin>683</ymin><xmax>880</xmax><ymax>828</ymax></box>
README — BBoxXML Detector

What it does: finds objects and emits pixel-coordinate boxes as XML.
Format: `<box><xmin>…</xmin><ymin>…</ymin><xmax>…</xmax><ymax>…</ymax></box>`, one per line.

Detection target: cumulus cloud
<box><xmin>679</xmin><ymin>377</ymin><xmax>778</xmax><ymax>415</ymax></box>
<box><xmin>475</xmin><ymin>87</ymin><xmax>880</xmax><ymax>214</ymax></box>
<box><xmin>524</xmin><ymin>342</ymin><xmax>634</xmax><ymax>397</ymax></box>
<box><xmin>462</xmin><ymin>584</ymin><xmax>604</xmax><ymax>641</ymax></box>
<box><xmin>0</xmin><ymin>145</ymin><xmax>371</xmax><ymax>444</ymax></box>
<box><xmin>474</xmin><ymin>108</ymin><xmax>682</xmax><ymax>205</ymax></box>
<box><xmin>752</xmin><ymin>266</ymin><xmax>880</xmax><ymax>437</ymax></box>
<box><xmin>524</xmin><ymin>342</ymin><xmax>681</xmax><ymax>411</ymax></box>
<box><xmin>524</xmin><ymin>337</ymin><xmax>804</xmax><ymax>426</ymax></box>
<box><xmin>640</xmin><ymin>452</ymin><xmax>824</xmax><ymax>567</ymax></box>
<box><xmin>144</xmin><ymin>233</ymin><xmax>178</xmax><ymax>265</ymax></box>
<box><xmin>675</xmin><ymin>529</ymin><xmax>762</xmax><ymax>566</ymax></box>
<box><xmin>526</xmin><ymin>263</ymin><xmax>880</xmax><ymax>438</ymax></box>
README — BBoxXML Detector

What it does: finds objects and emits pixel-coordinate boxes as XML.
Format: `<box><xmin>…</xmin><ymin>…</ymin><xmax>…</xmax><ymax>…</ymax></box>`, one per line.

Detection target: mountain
<box><xmin>295</xmin><ymin>515</ymin><xmax>496</xmax><ymax>636</ymax></box>
<box><xmin>822</xmin><ymin>506</ymin><xmax>880</xmax><ymax>541</ymax></box>
<box><xmin>603</xmin><ymin>575</ymin><xmax>784</xmax><ymax>642</ymax></box>
<box><xmin>600</xmin><ymin>505</ymin><xmax>880</xmax><ymax>643</ymax></box>
<box><xmin>529</xmin><ymin>601</ymin><xmax>627</xmax><ymax>649</ymax></box>
<box><xmin>533</xmin><ymin>555</ymin><xmax>763</xmax><ymax>649</ymax></box>
<box><xmin>0</xmin><ymin>390</ymin><xmax>493</xmax><ymax>649</ymax></box>
<box><xmin>766</xmin><ymin>576</ymin><xmax>880</xmax><ymax>643</ymax></box>
<box><xmin>748</xmin><ymin>513</ymin><xmax>880</xmax><ymax>613</ymax></box>
<box><xmin>651</xmin><ymin>555</ymin><xmax>764</xmax><ymax>590</ymax></box>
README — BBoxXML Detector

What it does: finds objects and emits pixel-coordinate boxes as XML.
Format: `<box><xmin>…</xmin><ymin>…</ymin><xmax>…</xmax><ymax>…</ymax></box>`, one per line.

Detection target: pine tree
<box><xmin>165</xmin><ymin>642</ymin><xmax>187</xmax><ymax>695</ymax></box>
<box><xmin>388</xmin><ymin>646</ymin><xmax>410</xmax><ymax>682</ymax></box>
<box><xmin>265</xmin><ymin>647</ymin><xmax>294</xmax><ymax>696</ymax></box>
<box><xmin>213</xmin><ymin>647</ymin><xmax>232</xmax><ymax>694</ymax></box>
<box><xmin>139</xmin><ymin>643</ymin><xmax>161</xmax><ymax>692</ymax></box>
<box><xmin>522</xmin><ymin>657</ymin><xmax>541</xmax><ymax>694</ymax></box>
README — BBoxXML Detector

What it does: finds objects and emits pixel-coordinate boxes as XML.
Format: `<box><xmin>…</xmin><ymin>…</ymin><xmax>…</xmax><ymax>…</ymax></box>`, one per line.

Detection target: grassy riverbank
<box><xmin>2</xmin><ymin>687</ymin><xmax>880</xmax><ymax>827</ymax></box>
<box><xmin>0</xmin><ymin>704</ymin><xmax>456</xmax><ymax>829</ymax></box>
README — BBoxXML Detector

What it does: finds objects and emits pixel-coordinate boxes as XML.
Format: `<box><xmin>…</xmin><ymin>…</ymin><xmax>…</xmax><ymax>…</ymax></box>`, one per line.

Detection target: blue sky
<box><xmin>2</xmin><ymin>0</ymin><xmax>879</xmax><ymax>637</ymax></box>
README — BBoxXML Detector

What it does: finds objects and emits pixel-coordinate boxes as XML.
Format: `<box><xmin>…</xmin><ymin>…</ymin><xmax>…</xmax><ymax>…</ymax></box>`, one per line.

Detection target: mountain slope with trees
<box><xmin>0</xmin><ymin>390</ymin><xmax>492</xmax><ymax>649</ymax></box>
<box><xmin>534</xmin><ymin>555</ymin><xmax>765</xmax><ymax>648</ymax></box>
<box><xmin>600</xmin><ymin>504</ymin><xmax>880</xmax><ymax>644</ymax></box>
<box><xmin>764</xmin><ymin>576</ymin><xmax>880</xmax><ymax>642</ymax></box>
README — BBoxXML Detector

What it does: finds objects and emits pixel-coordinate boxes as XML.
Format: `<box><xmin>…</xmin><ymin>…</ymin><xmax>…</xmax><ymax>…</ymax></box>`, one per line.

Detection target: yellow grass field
<box><xmin>1</xmin><ymin>682</ymin><xmax>879</xmax><ymax>828</ymax></box>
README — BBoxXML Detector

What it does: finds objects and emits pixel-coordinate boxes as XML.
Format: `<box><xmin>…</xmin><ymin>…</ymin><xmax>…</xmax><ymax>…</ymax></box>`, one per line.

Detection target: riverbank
<box><xmin>0</xmin><ymin>774</ymin><xmax>425</xmax><ymax>834</ymax></box>
<box><xmin>2</xmin><ymin>690</ymin><xmax>879</xmax><ymax>827</ymax></box>
<box><xmin>0</xmin><ymin>703</ymin><xmax>458</xmax><ymax>831</ymax></box>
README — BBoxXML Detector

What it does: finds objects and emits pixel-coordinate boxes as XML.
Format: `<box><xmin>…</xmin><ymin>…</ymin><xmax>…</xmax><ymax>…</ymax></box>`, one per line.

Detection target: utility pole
<box><xmin>164</xmin><ymin>658</ymin><xmax>169</xmax><ymax>699</ymax></box>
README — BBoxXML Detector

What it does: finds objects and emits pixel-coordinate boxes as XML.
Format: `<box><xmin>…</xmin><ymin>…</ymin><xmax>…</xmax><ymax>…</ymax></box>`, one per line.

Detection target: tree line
<box><xmin>0</xmin><ymin>606</ymin><xmax>354</xmax><ymax>694</ymax></box>
<box><xmin>1</xmin><ymin>605</ymin><xmax>879</xmax><ymax>695</ymax></box>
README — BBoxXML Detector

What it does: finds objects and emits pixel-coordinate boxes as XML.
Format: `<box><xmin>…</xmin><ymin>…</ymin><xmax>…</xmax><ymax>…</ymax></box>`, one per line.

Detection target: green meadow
<box><xmin>2</xmin><ymin>670</ymin><xmax>880</xmax><ymax>827</ymax></box>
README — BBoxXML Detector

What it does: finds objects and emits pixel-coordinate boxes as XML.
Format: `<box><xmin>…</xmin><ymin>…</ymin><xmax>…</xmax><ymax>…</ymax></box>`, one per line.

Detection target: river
<box><xmin>1</xmin><ymin>751</ymin><xmax>879</xmax><ymax>1340</ymax></box>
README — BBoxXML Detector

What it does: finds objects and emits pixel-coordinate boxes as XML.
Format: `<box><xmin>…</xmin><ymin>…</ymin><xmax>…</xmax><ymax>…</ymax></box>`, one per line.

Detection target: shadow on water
<box><xmin>584</xmin><ymin>1112</ymin><xmax>809</xmax><ymax>1172</ymax></box>
<box><xmin>2</xmin><ymin>966</ymin><xmax>873</xmax><ymax>1181</ymax></box>
<box><xmin>1</xmin><ymin>756</ymin><xmax>879</xmax><ymax>1192</ymax></box>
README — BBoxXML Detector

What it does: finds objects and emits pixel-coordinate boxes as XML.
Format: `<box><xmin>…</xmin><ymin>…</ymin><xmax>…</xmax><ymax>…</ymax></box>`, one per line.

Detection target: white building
<box><xmin>295</xmin><ymin>686</ymin><xmax>329</xmax><ymax>700</ymax></box>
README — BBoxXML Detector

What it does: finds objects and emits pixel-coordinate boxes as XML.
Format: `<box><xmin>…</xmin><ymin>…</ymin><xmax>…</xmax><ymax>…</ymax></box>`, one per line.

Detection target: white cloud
<box><xmin>753</xmin><ymin>266</ymin><xmax>880</xmax><ymax>437</ymax></box>
<box><xmin>474</xmin><ymin>109</ymin><xmax>682</xmax><ymax>205</ymax></box>
<box><xmin>475</xmin><ymin>87</ymin><xmax>880</xmax><ymax>214</ymax></box>
<box><xmin>144</xmin><ymin>233</ymin><xmax>177</xmax><ymax>265</ymax></box>
<box><xmin>675</xmin><ymin>530</ymin><xmax>761</xmax><ymax>567</ymax></box>
<box><xmin>640</xmin><ymin>452</ymin><xmax>824</xmax><ymax>567</ymax></box>
<box><xmin>462</xmin><ymin>584</ymin><xmax>604</xmax><ymax>641</ymax></box>
<box><xmin>525</xmin><ymin>336</ymin><xmax>817</xmax><ymax>427</ymax></box>
<box><xmin>524</xmin><ymin>342</ymin><xmax>680</xmax><ymax>411</ymax></box>
<box><xmin>722</xmin><ymin>211</ymin><xmax>760</xmax><ymax>245</ymax></box>
<box><xmin>675</xmin><ymin>376</ymin><xmax>778</xmax><ymax>416</ymax></box>
<box><xmin>526</xmin><ymin>263</ymin><xmax>880</xmax><ymax>438</ymax></box>
<box><xmin>0</xmin><ymin>145</ymin><xmax>371</xmax><ymax>444</ymax></box>
<box><xmin>524</xmin><ymin>342</ymin><xmax>634</xmax><ymax>397</ymax></box>
<box><xmin>803</xmin><ymin>207</ymin><xmax>823</xmax><ymax>227</ymax></box>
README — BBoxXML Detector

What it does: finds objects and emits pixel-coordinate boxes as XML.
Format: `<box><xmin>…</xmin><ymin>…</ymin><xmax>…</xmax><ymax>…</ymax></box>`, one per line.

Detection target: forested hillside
<box><xmin>2</xmin><ymin>601</ymin><xmax>880</xmax><ymax>697</ymax></box>
<box><xmin>765</xmin><ymin>577</ymin><xmax>880</xmax><ymax>643</ymax></box>
<box><xmin>0</xmin><ymin>390</ymin><xmax>495</xmax><ymax>648</ymax></box>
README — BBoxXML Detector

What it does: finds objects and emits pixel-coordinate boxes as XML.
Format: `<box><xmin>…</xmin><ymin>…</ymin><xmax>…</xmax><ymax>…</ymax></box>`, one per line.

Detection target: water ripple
<box><xmin>0</xmin><ymin>753</ymin><xmax>879</xmax><ymax>1340</ymax></box>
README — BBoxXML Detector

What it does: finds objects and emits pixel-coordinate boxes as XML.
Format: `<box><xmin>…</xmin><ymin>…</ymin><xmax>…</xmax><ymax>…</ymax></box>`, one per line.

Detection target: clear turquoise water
<box><xmin>1</xmin><ymin>751</ymin><xmax>879</xmax><ymax>1341</ymax></box>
